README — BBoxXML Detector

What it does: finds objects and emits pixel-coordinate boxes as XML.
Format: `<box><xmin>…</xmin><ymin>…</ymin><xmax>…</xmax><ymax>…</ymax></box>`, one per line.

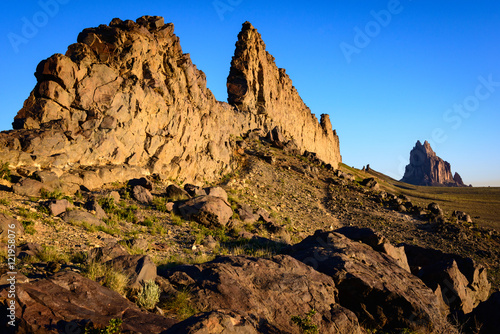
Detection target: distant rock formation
<box><xmin>401</xmin><ymin>141</ymin><xmax>465</xmax><ymax>187</ymax></box>
<box><xmin>0</xmin><ymin>17</ymin><xmax>341</xmax><ymax>187</ymax></box>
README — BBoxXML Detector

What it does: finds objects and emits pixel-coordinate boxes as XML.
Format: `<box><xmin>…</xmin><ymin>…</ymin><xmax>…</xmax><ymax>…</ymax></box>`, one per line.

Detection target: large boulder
<box><xmin>165</xmin><ymin>310</ymin><xmax>262</xmax><ymax>334</ymax></box>
<box><xmin>107</xmin><ymin>255</ymin><xmax>156</xmax><ymax>289</ymax></box>
<box><xmin>404</xmin><ymin>244</ymin><xmax>491</xmax><ymax>315</ymax></box>
<box><xmin>178</xmin><ymin>195</ymin><xmax>233</xmax><ymax>228</ymax></box>
<box><xmin>336</xmin><ymin>226</ymin><xmax>410</xmax><ymax>272</ymax></box>
<box><xmin>0</xmin><ymin>271</ymin><xmax>176</xmax><ymax>333</ymax></box>
<box><xmin>61</xmin><ymin>210</ymin><xmax>104</xmax><ymax>226</ymax></box>
<box><xmin>161</xmin><ymin>255</ymin><xmax>362</xmax><ymax>333</ymax></box>
<box><xmin>290</xmin><ymin>231</ymin><xmax>455</xmax><ymax>333</ymax></box>
<box><xmin>132</xmin><ymin>185</ymin><xmax>153</xmax><ymax>204</ymax></box>
<box><xmin>12</xmin><ymin>178</ymin><xmax>44</xmax><ymax>197</ymax></box>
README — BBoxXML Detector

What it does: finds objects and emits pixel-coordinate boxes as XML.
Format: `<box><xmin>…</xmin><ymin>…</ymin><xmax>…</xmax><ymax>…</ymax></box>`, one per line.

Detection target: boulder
<box><xmin>132</xmin><ymin>185</ymin><xmax>153</xmax><ymax>204</ymax></box>
<box><xmin>165</xmin><ymin>310</ymin><xmax>261</xmax><ymax>334</ymax></box>
<box><xmin>404</xmin><ymin>244</ymin><xmax>491</xmax><ymax>315</ymax></box>
<box><xmin>290</xmin><ymin>231</ymin><xmax>455</xmax><ymax>333</ymax></box>
<box><xmin>46</xmin><ymin>199</ymin><xmax>70</xmax><ymax>216</ymax></box>
<box><xmin>85</xmin><ymin>199</ymin><xmax>107</xmax><ymax>219</ymax></box>
<box><xmin>128</xmin><ymin>177</ymin><xmax>153</xmax><ymax>190</ymax></box>
<box><xmin>266</xmin><ymin>126</ymin><xmax>285</xmax><ymax>149</ymax></box>
<box><xmin>452</xmin><ymin>210</ymin><xmax>472</xmax><ymax>223</ymax></box>
<box><xmin>33</xmin><ymin>170</ymin><xmax>61</xmax><ymax>190</ymax></box>
<box><xmin>16</xmin><ymin>242</ymin><xmax>42</xmax><ymax>259</ymax></box>
<box><xmin>183</xmin><ymin>184</ymin><xmax>207</xmax><ymax>197</ymax></box>
<box><xmin>203</xmin><ymin>186</ymin><xmax>228</xmax><ymax>202</ymax></box>
<box><xmin>87</xmin><ymin>243</ymin><xmax>129</xmax><ymax>263</ymax></box>
<box><xmin>0</xmin><ymin>214</ymin><xmax>24</xmax><ymax>243</ymax></box>
<box><xmin>335</xmin><ymin>227</ymin><xmax>410</xmax><ymax>272</ymax></box>
<box><xmin>12</xmin><ymin>178</ymin><xmax>44</xmax><ymax>197</ymax></box>
<box><xmin>161</xmin><ymin>255</ymin><xmax>362</xmax><ymax>333</ymax></box>
<box><xmin>107</xmin><ymin>255</ymin><xmax>157</xmax><ymax>289</ymax></box>
<box><xmin>0</xmin><ymin>271</ymin><xmax>176</xmax><ymax>333</ymax></box>
<box><xmin>61</xmin><ymin>210</ymin><xmax>104</xmax><ymax>226</ymax></box>
<box><xmin>361</xmin><ymin>177</ymin><xmax>379</xmax><ymax>190</ymax></box>
<box><xmin>178</xmin><ymin>195</ymin><xmax>233</xmax><ymax>228</ymax></box>
<box><xmin>237</xmin><ymin>204</ymin><xmax>260</xmax><ymax>224</ymax></box>
<box><xmin>428</xmin><ymin>202</ymin><xmax>443</xmax><ymax>216</ymax></box>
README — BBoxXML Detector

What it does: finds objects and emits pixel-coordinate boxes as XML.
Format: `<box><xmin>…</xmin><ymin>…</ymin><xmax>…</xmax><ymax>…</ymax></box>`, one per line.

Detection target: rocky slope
<box><xmin>0</xmin><ymin>16</ymin><xmax>341</xmax><ymax>188</ymax></box>
<box><xmin>401</xmin><ymin>140</ymin><xmax>465</xmax><ymax>187</ymax></box>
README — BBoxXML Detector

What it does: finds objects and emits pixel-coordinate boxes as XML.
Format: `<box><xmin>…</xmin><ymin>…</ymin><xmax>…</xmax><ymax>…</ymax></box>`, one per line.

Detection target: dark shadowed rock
<box><xmin>0</xmin><ymin>271</ymin><xmax>176</xmax><ymax>333</ymax></box>
<box><xmin>290</xmin><ymin>231</ymin><xmax>455</xmax><ymax>333</ymax></box>
<box><xmin>237</xmin><ymin>204</ymin><xmax>260</xmax><ymax>224</ymax></box>
<box><xmin>404</xmin><ymin>244</ymin><xmax>490</xmax><ymax>315</ymax></box>
<box><xmin>183</xmin><ymin>184</ymin><xmax>207</xmax><ymax>197</ymax></box>
<box><xmin>361</xmin><ymin>177</ymin><xmax>379</xmax><ymax>190</ymax></box>
<box><xmin>166</xmin><ymin>184</ymin><xmax>191</xmax><ymax>201</ymax></box>
<box><xmin>178</xmin><ymin>196</ymin><xmax>233</xmax><ymax>228</ymax></box>
<box><xmin>128</xmin><ymin>177</ymin><xmax>153</xmax><ymax>190</ymax></box>
<box><xmin>469</xmin><ymin>291</ymin><xmax>500</xmax><ymax>334</ymax></box>
<box><xmin>161</xmin><ymin>255</ymin><xmax>361</xmax><ymax>333</ymax></box>
<box><xmin>85</xmin><ymin>199</ymin><xmax>107</xmax><ymax>219</ymax></box>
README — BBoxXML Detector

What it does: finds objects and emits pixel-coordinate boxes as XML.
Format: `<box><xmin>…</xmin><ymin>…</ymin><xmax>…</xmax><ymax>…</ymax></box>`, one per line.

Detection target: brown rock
<box><xmin>178</xmin><ymin>195</ymin><xmax>233</xmax><ymax>228</ymax></box>
<box><xmin>46</xmin><ymin>199</ymin><xmax>70</xmax><ymax>216</ymax></box>
<box><xmin>61</xmin><ymin>210</ymin><xmax>104</xmax><ymax>226</ymax></box>
<box><xmin>404</xmin><ymin>244</ymin><xmax>491</xmax><ymax>315</ymax></box>
<box><xmin>291</xmin><ymin>231</ymin><xmax>455</xmax><ymax>333</ymax></box>
<box><xmin>0</xmin><ymin>271</ymin><xmax>176</xmax><ymax>333</ymax></box>
<box><xmin>13</xmin><ymin>178</ymin><xmax>44</xmax><ymax>197</ymax></box>
<box><xmin>166</xmin><ymin>184</ymin><xmax>191</xmax><ymax>202</ymax></box>
<box><xmin>107</xmin><ymin>254</ymin><xmax>157</xmax><ymax>289</ymax></box>
<box><xmin>162</xmin><ymin>255</ymin><xmax>362</xmax><ymax>333</ymax></box>
<box><xmin>132</xmin><ymin>185</ymin><xmax>153</xmax><ymax>204</ymax></box>
<box><xmin>401</xmin><ymin>140</ymin><xmax>465</xmax><ymax>186</ymax></box>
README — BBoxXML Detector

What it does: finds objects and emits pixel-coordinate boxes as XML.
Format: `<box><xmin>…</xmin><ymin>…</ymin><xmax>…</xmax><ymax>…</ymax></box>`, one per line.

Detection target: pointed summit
<box><xmin>227</xmin><ymin>22</ymin><xmax>341</xmax><ymax>167</ymax></box>
<box><xmin>401</xmin><ymin>141</ymin><xmax>465</xmax><ymax>186</ymax></box>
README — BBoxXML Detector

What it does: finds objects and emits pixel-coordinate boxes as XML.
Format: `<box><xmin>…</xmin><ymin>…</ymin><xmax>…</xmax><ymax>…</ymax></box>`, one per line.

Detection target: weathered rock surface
<box><xmin>290</xmin><ymin>231</ymin><xmax>455</xmax><ymax>333</ymax></box>
<box><xmin>165</xmin><ymin>310</ymin><xmax>262</xmax><ymax>334</ymax></box>
<box><xmin>404</xmin><ymin>244</ymin><xmax>491</xmax><ymax>315</ymax></box>
<box><xmin>60</xmin><ymin>210</ymin><xmax>104</xmax><ymax>226</ymax></box>
<box><xmin>178</xmin><ymin>195</ymin><xmax>233</xmax><ymax>228</ymax></box>
<box><xmin>161</xmin><ymin>255</ymin><xmax>362</xmax><ymax>333</ymax></box>
<box><xmin>132</xmin><ymin>185</ymin><xmax>153</xmax><ymax>204</ymax></box>
<box><xmin>0</xmin><ymin>214</ymin><xmax>24</xmax><ymax>243</ymax></box>
<box><xmin>107</xmin><ymin>254</ymin><xmax>157</xmax><ymax>289</ymax></box>
<box><xmin>401</xmin><ymin>140</ymin><xmax>465</xmax><ymax>186</ymax></box>
<box><xmin>228</xmin><ymin>22</ymin><xmax>341</xmax><ymax>168</ymax></box>
<box><xmin>0</xmin><ymin>271</ymin><xmax>176</xmax><ymax>333</ymax></box>
<box><xmin>0</xmin><ymin>17</ymin><xmax>340</xmax><ymax>187</ymax></box>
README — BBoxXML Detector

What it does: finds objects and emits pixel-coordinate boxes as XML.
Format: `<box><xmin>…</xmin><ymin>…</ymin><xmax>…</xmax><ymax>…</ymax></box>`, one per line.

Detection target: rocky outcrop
<box><xmin>161</xmin><ymin>255</ymin><xmax>362</xmax><ymax>333</ymax></box>
<box><xmin>0</xmin><ymin>271</ymin><xmax>176</xmax><ymax>333</ymax></box>
<box><xmin>401</xmin><ymin>140</ymin><xmax>465</xmax><ymax>186</ymax></box>
<box><xmin>227</xmin><ymin>22</ymin><xmax>341</xmax><ymax>167</ymax></box>
<box><xmin>290</xmin><ymin>230</ymin><xmax>456</xmax><ymax>333</ymax></box>
<box><xmin>0</xmin><ymin>17</ymin><xmax>341</xmax><ymax>188</ymax></box>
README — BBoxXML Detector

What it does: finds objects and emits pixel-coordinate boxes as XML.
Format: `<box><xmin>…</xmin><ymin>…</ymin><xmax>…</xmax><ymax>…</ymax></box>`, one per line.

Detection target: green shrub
<box><xmin>84</xmin><ymin>262</ymin><xmax>129</xmax><ymax>296</ymax></box>
<box><xmin>0</xmin><ymin>162</ymin><xmax>11</xmax><ymax>182</ymax></box>
<box><xmin>163</xmin><ymin>289</ymin><xmax>198</xmax><ymax>320</ymax></box>
<box><xmin>84</xmin><ymin>318</ymin><xmax>123</xmax><ymax>334</ymax></box>
<box><xmin>136</xmin><ymin>280</ymin><xmax>161</xmax><ymax>310</ymax></box>
<box><xmin>291</xmin><ymin>309</ymin><xmax>319</xmax><ymax>334</ymax></box>
<box><xmin>22</xmin><ymin>220</ymin><xmax>36</xmax><ymax>235</ymax></box>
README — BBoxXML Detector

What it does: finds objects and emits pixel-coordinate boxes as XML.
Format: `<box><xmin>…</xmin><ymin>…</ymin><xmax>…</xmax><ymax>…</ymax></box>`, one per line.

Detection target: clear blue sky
<box><xmin>1</xmin><ymin>0</ymin><xmax>499</xmax><ymax>186</ymax></box>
